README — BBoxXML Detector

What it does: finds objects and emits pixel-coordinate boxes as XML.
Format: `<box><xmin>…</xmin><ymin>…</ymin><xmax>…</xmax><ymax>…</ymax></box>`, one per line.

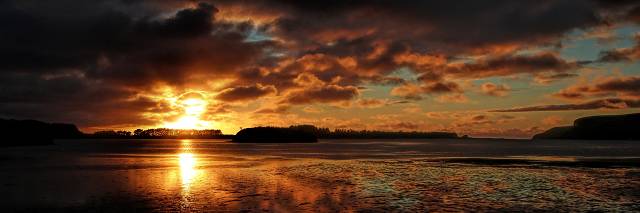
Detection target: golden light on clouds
<box><xmin>5</xmin><ymin>0</ymin><xmax>636</xmax><ymax>139</ymax></box>
<box><xmin>164</xmin><ymin>91</ymin><xmax>216</xmax><ymax>130</ymax></box>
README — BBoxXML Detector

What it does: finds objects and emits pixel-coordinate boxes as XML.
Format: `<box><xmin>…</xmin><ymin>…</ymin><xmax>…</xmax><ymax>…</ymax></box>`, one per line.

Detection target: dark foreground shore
<box><xmin>0</xmin><ymin>139</ymin><xmax>639</xmax><ymax>212</ymax></box>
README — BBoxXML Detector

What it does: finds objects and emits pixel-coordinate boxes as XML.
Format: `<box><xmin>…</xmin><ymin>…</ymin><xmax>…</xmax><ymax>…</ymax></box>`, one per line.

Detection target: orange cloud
<box><xmin>480</xmin><ymin>83</ymin><xmax>511</xmax><ymax>97</ymax></box>
<box><xmin>553</xmin><ymin>76</ymin><xmax>640</xmax><ymax>100</ymax></box>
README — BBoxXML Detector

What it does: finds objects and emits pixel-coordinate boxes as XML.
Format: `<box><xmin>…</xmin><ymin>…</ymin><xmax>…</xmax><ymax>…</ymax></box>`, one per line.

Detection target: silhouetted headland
<box><xmin>0</xmin><ymin>118</ymin><xmax>83</xmax><ymax>146</ymax></box>
<box><xmin>533</xmin><ymin>113</ymin><xmax>640</xmax><ymax>140</ymax></box>
<box><xmin>232</xmin><ymin>127</ymin><xmax>318</xmax><ymax>143</ymax></box>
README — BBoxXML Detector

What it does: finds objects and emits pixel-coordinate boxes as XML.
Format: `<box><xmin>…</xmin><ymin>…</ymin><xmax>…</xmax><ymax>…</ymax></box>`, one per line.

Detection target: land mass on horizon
<box><xmin>534</xmin><ymin>113</ymin><xmax>640</xmax><ymax>140</ymax></box>
<box><xmin>2</xmin><ymin>112</ymin><xmax>639</xmax><ymax>146</ymax></box>
<box><xmin>232</xmin><ymin>127</ymin><xmax>318</xmax><ymax>143</ymax></box>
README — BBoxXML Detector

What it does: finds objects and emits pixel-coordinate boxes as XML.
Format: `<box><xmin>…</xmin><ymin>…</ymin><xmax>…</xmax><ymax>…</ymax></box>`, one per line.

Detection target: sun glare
<box><xmin>164</xmin><ymin>92</ymin><xmax>212</xmax><ymax>130</ymax></box>
<box><xmin>183</xmin><ymin>98</ymin><xmax>206</xmax><ymax>115</ymax></box>
<box><xmin>178</xmin><ymin>153</ymin><xmax>197</xmax><ymax>186</ymax></box>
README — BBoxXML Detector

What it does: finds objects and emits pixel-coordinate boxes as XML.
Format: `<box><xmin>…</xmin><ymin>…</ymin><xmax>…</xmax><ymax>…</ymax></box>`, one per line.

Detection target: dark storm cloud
<box><xmin>0</xmin><ymin>0</ymin><xmax>274</xmax><ymax>127</ymax></box>
<box><xmin>1</xmin><ymin>0</ymin><xmax>638</xmax><ymax>129</ymax></box>
<box><xmin>0</xmin><ymin>1</ymin><xmax>273</xmax><ymax>85</ymax></box>
<box><xmin>282</xmin><ymin>85</ymin><xmax>360</xmax><ymax>105</ymax></box>
<box><xmin>597</xmin><ymin>76</ymin><xmax>640</xmax><ymax>94</ymax></box>
<box><xmin>219</xmin><ymin>0</ymin><xmax>600</xmax><ymax>94</ymax></box>
<box><xmin>246</xmin><ymin>0</ymin><xmax>602</xmax><ymax>53</ymax></box>
<box><xmin>390</xmin><ymin>81</ymin><xmax>463</xmax><ymax>100</ymax></box>
<box><xmin>629</xmin><ymin>6</ymin><xmax>640</xmax><ymax>22</ymax></box>
<box><xmin>215</xmin><ymin>84</ymin><xmax>277</xmax><ymax>102</ymax></box>
<box><xmin>593</xmin><ymin>0</ymin><xmax>640</xmax><ymax>22</ymax></box>
<box><xmin>0</xmin><ymin>72</ymin><xmax>160</xmax><ymax>127</ymax></box>
<box><xmin>442</xmin><ymin>53</ymin><xmax>580</xmax><ymax>79</ymax></box>
<box><xmin>422</xmin><ymin>82</ymin><xmax>463</xmax><ymax>93</ymax></box>
<box><xmin>216</xmin><ymin>0</ymin><xmax>604</xmax><ymax>92</ymax></box>
<box><xmin>490</xmin><ymin>98</ymin><xmax>640</xmax><ymax>112</ymax></box>
<box><xmin>94</xmin><ymin>3</ymin><xmax>274</xmax><ymax>86</ymax></box>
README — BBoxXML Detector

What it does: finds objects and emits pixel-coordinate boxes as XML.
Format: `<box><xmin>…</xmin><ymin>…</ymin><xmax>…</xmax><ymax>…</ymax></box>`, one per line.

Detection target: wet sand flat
<box><xmin>0</xmin><ymin>139</ymin><xmax>639</xmax><ymax>212</ymax></box>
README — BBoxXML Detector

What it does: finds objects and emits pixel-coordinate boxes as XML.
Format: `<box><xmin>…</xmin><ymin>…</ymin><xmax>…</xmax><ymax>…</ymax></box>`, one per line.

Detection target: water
<box><xmin>0</xmin><ymin>139</ymin><xmax>639</xmax><ymax>212</ymax></box>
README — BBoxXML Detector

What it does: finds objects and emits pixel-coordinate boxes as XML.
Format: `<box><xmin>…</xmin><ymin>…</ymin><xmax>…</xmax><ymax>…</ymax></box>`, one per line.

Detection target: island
<box><xmin>232</xmin><ymin>125</ymin><xmax>460</xmax><ymax>143</ymax></box>
<box><xmin>232</xmin><ymin>127</ymin><xmax>318</xmax><ymax>143</ymax></box>
<box><xmin>533</xmin><ymin>113</ymin><xmax>640</xmax><ymax>140</ymax></box>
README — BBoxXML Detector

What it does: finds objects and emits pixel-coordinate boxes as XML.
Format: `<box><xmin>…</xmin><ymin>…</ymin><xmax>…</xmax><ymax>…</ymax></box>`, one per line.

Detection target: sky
<box><xmin>1</xmin><ymin>0</ymin><xmax>640</xmax><ymax>138</ymax></box>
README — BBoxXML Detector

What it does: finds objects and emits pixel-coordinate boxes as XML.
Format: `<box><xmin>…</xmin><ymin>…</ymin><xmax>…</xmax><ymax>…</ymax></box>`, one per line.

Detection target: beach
<box><xmin>0</xmin><ymin>139</ymin><xmax>639</xmax><ymax>212</ymax></box>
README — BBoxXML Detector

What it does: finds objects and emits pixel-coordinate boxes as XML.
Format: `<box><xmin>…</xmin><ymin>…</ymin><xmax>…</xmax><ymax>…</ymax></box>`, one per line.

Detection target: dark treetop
<box><xmin>232</xmin><ymin>127</ymin><xmax>318</xmax><ymax>143</ymax></box>
<box><xmin>232</xmin><ymin>125</ymin><xmax>460</xmax><ymax>143</ymax></box>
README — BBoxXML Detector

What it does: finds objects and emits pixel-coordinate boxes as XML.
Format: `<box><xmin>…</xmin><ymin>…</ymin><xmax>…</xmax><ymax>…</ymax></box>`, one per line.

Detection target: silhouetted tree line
<box><xmin>92</xmin><ymin>130</ymin><xmax>132</xmax><ymax>138</ymax></box>
<box><xmin>233</xmin><ymin>125</ymin><xmax>458</xmax><ymax>142</ymax></box>
<box><xmin>288</xmin><ymin>125</ymin><xmax>459</xmax><ymax>139</ymax></box>
<box><xmin>233</xmin><ymin>127</ymin><xmax>317</xmax><ymax>143</ymax></box>
<box><xmin>0</xmin><ymin>118</ymin><xmax>458</xmax><ymax>147</ymax></box>
<box><xmin>133</xmin><ymin>128</ymin><xmax>224</xmax><ymax>138</ymax></box>
<box><xmin>91</xmin><ymin>125</ymin><xmax>458</xmax><ymax>140</ymax></box>
<box><xmin>89</xmin><ymin>128</ymin><xmax>229</xmax><ymax>139</ymax></box>
<box><xmin>89</xmin><ymin>128</ymin><xmax>224</xmax><ymax>139</ymax></box>
<box><xmin>0</xmin><ymin>119</ymin><xmax>83</xmax><ymax>146</ymax></box>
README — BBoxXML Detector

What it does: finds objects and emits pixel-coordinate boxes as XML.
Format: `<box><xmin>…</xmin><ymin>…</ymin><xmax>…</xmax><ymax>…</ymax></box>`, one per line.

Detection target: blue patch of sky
<box><xmin>562</xmin><ymin>25</ymin><xmax>640</xmax><ymax>77</ymax></box>
<box><xmin>244</xmin><ymin>28</ymin><xmax>288</xmax><ymax>57</ymax></box>
<box><xmin>359</xmin><ymin>67</ymin><xmax>417</xmax><ymax>100</ymax></box>
<box><xmin>615</xmin><ymin>25</ymin><xmax>640</xmax><ymax>43</ymax></box>
<box><xmin>612</xmin><ymin>25</ymin><xmax>640</xmax><ymax>76</ymax></box>
<box><xmin>387</xmin><ymin>67</ymin><xmax>418</xmax><ymax>80</ymax></box>
<box><xmin>561</xmin><ymin>34</ymin><xmax>607</xmax><ymax>61</ymax></box>
<box><xmin>245</xmin><ymin>28</ymin><xmax>272</xmax><ymax>42</ymax></box>
<box><xmin>561</xmin><ymin>25</ymin><xmax>639</xmax><ymax>61</ymax></box>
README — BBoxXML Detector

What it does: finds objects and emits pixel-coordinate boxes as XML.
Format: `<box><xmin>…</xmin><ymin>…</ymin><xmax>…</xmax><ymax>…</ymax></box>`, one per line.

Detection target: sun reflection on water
<box><xmin>179</xmin><ymin>153</ymin><xmax>196</xmax><ymax>186</ymax></box>
<box><xmin>177</xmin><ymin>139</ymin><xmax>200</xmax><ymax>189</ymax></box>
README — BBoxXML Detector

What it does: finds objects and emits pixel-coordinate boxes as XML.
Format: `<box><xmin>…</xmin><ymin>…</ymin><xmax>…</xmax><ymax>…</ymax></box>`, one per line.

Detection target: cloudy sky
<box><xmin>1</xmin><ymin>0</ymin><xmax>639</xmax><ymax>138</ymax></box>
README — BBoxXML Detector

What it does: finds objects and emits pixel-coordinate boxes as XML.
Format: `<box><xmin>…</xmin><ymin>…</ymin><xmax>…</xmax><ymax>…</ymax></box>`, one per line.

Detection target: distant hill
<box><xmin>0</xmin><ymin>119</ymin><xmax>84</xmax><ymax>146</ymax></box>
<box><xmin>233</xmin><ymin>127</ymin><xmax>317</xmax><ymax>143</ymax></box>
<box><xmin>533</xmin><ymin>113</ymin><xmax>640</xmax><ymax>140</ymax></box>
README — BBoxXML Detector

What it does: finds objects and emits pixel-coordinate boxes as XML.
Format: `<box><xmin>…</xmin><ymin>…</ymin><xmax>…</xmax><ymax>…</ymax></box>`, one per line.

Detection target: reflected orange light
<box><xmin>179</xmin><ymin>153</ymin><xmax>197</xmax><ymax>186</ymax></box>
<box><xmin>178</xmin><ymin>139</ymin><xmax>199</xmax><ymax>189</ymax></box>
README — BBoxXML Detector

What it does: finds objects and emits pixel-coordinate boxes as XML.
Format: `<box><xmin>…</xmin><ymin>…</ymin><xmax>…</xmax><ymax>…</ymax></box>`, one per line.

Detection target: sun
<box><xmin>183</xmin><ymin>98</ymin><xmax>207</xmax><ymax>116</ymax></box>
<box><xmin>164</xmin><ymin>92</ymin><xmax>212</xmax><ymax>129</ymax></box>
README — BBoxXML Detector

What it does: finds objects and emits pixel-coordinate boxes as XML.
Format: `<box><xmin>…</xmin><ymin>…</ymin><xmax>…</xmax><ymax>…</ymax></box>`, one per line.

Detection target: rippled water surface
<box><xmin>0</xmin><ymin>139</ymin><xmax>639</xmax><ymax>212</ymax></box>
